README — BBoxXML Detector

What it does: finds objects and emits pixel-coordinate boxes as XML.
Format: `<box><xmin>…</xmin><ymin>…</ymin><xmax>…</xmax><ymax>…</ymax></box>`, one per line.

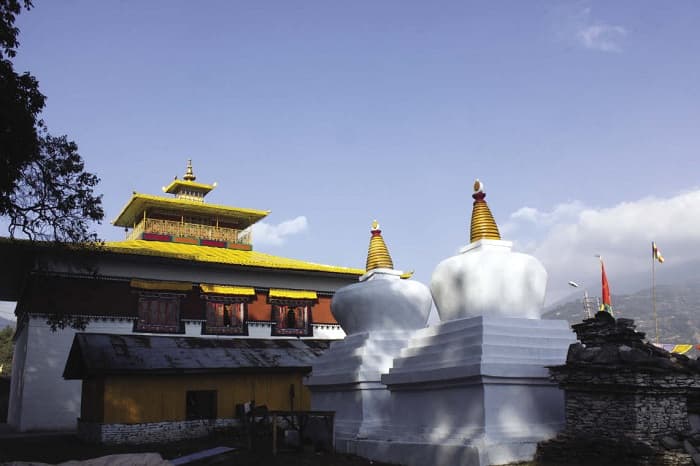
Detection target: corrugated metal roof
<box><xmin>63</xmin><ymin>333</ymin><xmax>330</xmax><ymax>379</ymax></box>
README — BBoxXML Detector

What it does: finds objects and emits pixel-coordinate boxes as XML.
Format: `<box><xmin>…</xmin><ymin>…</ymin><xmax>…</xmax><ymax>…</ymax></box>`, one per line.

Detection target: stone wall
<box><xmin>78</xmin><ymin>418</ymin><xmax>239</xmax><ymax>445</ymax></box>
<box><xmin>537</xmin><ymin>311</ymin><xmax>700</xmax><ymax>465</ymax></box>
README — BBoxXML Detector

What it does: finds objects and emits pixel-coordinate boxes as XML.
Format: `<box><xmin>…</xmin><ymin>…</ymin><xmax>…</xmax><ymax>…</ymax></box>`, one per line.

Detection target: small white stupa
<box><xmin>431</xmin><ymin>179</ymin><xmax>548</xmax><ymax>320</ymax></box>
<box><xmin>332</xmin><ymin>220</ymin><xmax>433</xmax><ymax>334</ymax></box>
<box><xmin>307</xmin><ymin>221</ymin><xmax>432</xmax><ymax>443</ymax></box>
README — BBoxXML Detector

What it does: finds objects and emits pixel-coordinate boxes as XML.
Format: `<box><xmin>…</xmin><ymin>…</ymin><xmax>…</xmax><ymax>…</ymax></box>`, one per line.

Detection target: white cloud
<box><xmin>252</xmin><ymin>216</ymin><xmax>309</xmax><ymax>246</ymax></box>
<box><xmin>577</xmin><ymin>23</ymin><xmax>627</xmax><ymax>52</ymax></box>
<box><xmin>558</xmin><ymin>6</ymin><xmax>628</xmax><ymax>53</ymax></box>
<box><xmin>506</xmin><ymin>189</ymin><xmax>700</xmax><ymax>304</ymax></box>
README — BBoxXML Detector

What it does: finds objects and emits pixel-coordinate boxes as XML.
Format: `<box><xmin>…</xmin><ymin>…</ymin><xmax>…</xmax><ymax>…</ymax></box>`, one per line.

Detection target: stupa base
<box><xmin>329</xmin><ymin>316</ymin><xmax>576</xmax><ymax>465</ymax></box>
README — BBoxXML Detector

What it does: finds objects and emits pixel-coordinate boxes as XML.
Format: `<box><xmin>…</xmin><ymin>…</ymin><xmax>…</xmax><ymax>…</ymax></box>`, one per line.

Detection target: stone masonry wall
<box><xmin>78</xmin><ymin>418</ymin><xmax>239</xmax><ymax>445</ymax></box>
<box><xmin>565</xmin><ymin>390</ymin><xmax>688</xmax><ymax>442</ymax></box>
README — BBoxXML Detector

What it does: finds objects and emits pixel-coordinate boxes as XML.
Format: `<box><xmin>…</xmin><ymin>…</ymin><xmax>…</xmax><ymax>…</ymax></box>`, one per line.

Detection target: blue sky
<box><xmin>2</xmin><ymin>1</ymin><xmax>700</xmax><ymax>322</ymax></box>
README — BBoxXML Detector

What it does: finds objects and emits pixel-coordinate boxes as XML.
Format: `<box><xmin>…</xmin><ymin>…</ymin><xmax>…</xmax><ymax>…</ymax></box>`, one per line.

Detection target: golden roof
<box><xmin>200</xmin><ymin>284</ymin><xmax>256</xmax><ymax>296</ymax></box>
<box><xmin>112</xmin><ymin>193</ymin><xmax>270</xmax><ymax>229</ymax></box>
<box><xmin>130</xmin><ymin>278</ymin><xmax>193</xmax><ymax>292</ymax></box>
<box><xmin>365</xmin><ymin>220</ymin><xmax>394</xmax><ymax>271</ymax></box>
<box><xmin>470</xmin><ymin>179</ymin><xmax>501</xmax><ymax>243</ymax></box>
<box><xmin>163</xmin><ymin>160</ymin><xmax>215</xmax><ymax>195</ymax></box>
<box><xmin>163</xmin><ymin>179</ymin><xmax>215</xmax><ymax>196</ymax></box>
<box><xmin>105</xmin><ymin>240</ymin><xmax>364</xmax><ymax>276</ymax></box>
<box><xmin>269</xmin><ymin>289</ymin><xmax>318</xmax><ymax>300</ymax></box>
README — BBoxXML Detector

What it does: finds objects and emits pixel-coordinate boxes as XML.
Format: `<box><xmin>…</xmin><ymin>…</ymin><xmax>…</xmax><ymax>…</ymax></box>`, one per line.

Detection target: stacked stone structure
<box><xmin>537</xmin><ymin>311</ymin><xmax>700</xmax><ymax>465</ymax></box>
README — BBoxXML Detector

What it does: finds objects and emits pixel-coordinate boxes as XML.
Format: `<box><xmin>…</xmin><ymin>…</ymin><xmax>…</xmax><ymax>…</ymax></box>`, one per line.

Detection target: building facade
<box><xmin>2</xmin><ymin>161</ymin><xmax>363</xmax><ymax>431</ymax></box>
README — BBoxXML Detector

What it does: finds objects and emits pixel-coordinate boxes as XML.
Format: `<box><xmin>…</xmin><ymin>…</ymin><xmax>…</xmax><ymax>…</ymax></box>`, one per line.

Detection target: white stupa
<box><xmin>371</xmin><ymin>180</ymin><xmax>575</xmax><ymax>466</ymax></box>
<box><xmin>332</xmin><ymin>220</ymin><xmax>433</xmax><ymax>334</ymax></box>
<box><xmin>307</xmin><ymin>221</ymin><xmax>432</xmax><ymax>442</ymax></box>
<box><xmin>431</xmin><ymin>179</ymin><xmax>548</xmax><ymax>320</ymax></box>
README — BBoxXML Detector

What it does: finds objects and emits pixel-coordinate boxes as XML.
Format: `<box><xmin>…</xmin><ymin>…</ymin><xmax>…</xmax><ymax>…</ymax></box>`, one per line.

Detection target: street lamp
<box><xmin>568</xmin><ymin>280</ymin><xmax>594</xmax><ymax>319</ymax></box>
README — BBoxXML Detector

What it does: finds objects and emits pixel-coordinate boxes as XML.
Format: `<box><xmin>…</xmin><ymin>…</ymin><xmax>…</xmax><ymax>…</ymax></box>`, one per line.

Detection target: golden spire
<box><xmin>183</xmin><ymin>159</ymin><xmax>196</xmax><ymax>181</ymax></box>
<box><xmin>469</xmin><ymin>179</ymin><xmax>501</xmax><ymax>243</ymax></box>
<box><xmin>366</xmin><ymin>220</ymin><xmax>394</xmax><ymax>271</ymax></box>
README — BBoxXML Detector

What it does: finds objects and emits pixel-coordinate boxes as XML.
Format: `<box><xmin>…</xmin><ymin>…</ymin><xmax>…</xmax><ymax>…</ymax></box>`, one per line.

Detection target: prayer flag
<box><xmin>600</xmin><ymin>258</ymin><xmax>613</xmax><ymax>313</ymax></box>
<box><xmin>652</xmin><ymin>241</ymin><xmax>664</xmax><ymax>263</ymax></box>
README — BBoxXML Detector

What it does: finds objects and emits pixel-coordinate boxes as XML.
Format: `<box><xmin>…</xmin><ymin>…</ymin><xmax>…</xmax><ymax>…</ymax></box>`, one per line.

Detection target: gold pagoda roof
<box><xmin>163</xmin><ymin>179</ymin><xmax>215</xmax><ymax>196</ymax></box>
<box><xmin>104</xmin><ymin>239</ymin><xmax>365</xmax><ymax>276</ymax></box>
<box><xmin>112</xmin><ymin>193</ymin><xmax>270</xmax><ymax>229</ymax></box>
<box><xmin>365</xmin><ymin>220</ymin><xmax>394</xmax><ymax>271</ymax></box>
<box><xmin>469</xmin><ymin>179</ymin><xmax>501</xmax><ymax>243</ymax></box>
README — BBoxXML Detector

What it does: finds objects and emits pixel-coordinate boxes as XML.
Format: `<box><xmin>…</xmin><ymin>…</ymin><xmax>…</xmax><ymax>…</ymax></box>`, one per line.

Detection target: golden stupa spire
<box><xmin>366</xmin><ymin>220</ymin><xmax>394</xmax><ymax>271</ymax></box>
<box><xmin>183</xmin><ymin>159</ymin><xmax>196</xmax><ymax>181</ymax></box>
<box><xmin>469</xmin><ymin>179</ymin><xmax>501</xmax><ymax>243</ymax></box>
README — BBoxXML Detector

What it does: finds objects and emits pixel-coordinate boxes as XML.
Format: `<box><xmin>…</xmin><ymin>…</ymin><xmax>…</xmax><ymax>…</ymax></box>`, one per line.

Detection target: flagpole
<box><xmin>653</xmin><ymin>249</ymin><xmax>658</xmax><ymax>344</ymax></box>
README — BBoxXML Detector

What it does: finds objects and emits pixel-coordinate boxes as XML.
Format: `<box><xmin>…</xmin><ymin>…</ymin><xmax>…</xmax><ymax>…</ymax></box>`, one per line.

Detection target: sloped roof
<box><xmin>63</xmin><ymin>333</ymin><xmax>330</xmax><ymax>379</ymax></box>
<box><xmin>105</xmin><ymin>240</ymin><xmax>365</xmax><ymax>276</ymax></box>
<box><xmin>112</xmin><ymin>193</ymin><xmax>270</xmax><ymax>229</ymax></box>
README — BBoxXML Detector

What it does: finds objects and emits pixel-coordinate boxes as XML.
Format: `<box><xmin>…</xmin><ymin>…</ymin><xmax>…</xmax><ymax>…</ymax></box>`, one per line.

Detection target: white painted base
<box><xmin>307</xmin><ymin>330</ymin><xmax>414</xmax><ymax>440</ymax></box>
<box><xmin>326</xmin><ymin>316</ymin><xmax>576</xmax><ymax>466</ymax></box>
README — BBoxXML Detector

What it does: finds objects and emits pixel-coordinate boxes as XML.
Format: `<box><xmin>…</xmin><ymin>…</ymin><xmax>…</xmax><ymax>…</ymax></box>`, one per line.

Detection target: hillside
<box><xmin>543</xmin><ymin>281</ymin><xmax>700</xmax><ymax>345</ymax></box>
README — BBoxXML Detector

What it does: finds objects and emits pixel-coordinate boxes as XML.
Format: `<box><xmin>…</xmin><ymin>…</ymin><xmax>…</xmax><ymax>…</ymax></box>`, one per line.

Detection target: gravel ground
<box><xmin>0</xmin><ymin>431</ymin><xmax>398</xmax><ymax>466</ymax></box>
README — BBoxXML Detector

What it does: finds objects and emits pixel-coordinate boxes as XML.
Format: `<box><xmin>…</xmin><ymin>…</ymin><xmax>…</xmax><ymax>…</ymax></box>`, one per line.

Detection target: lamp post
<box><xmin>568</xmin><ymin>281</ymin><xmax>594</xmax><ymax>319</ymax></box>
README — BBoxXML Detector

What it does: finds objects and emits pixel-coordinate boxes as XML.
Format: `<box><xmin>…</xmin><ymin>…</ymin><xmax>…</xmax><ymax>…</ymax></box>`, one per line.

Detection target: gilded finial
<box><xmin>183</xmin><ymin>159</ymin><xmax>196</xmax><ymax>181</ymax></box>
<box><xmin>366</xmin><ymin>219</ymin><xmax>394</xmax><ymax>271</ymax></box>
<box><xmin>469</xmin><ymin>178</ymin><xmax>501</xmax><ymax>243</ymax></box>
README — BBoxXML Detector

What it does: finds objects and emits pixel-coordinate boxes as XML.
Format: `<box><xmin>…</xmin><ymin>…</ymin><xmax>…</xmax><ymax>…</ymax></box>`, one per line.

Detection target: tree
<box><xmin>0</xmin><ymin>325</ymin><xmax>13</xmax><ymax>375</ymax></box>
<box><xmin>1</xmin><ymin>0</ymin><xmax>103</xmax><ymax>243</ymax></box>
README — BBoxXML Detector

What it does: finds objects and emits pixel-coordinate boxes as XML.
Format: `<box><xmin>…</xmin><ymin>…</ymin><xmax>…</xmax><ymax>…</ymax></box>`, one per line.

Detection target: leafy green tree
<box><xmin>0</xmin><ymin>326</ymin><xmax>13</xmax><ymax>375</ymax></box>
<box><xmin>1</xmin><ymin>0</ymin><xmax>103</xmax><ymax>242</ymax></box>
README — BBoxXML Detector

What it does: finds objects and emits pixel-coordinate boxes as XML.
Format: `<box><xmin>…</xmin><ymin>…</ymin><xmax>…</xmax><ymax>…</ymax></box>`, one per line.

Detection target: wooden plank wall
<box><xmin>100</xmin><ymin>373</ymin><xmax>311</xmax><ymax>423</ymax></box>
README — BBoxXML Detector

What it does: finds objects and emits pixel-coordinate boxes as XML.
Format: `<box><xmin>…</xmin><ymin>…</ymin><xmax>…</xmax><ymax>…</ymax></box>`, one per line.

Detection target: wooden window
<box><xmin>203</xmin><ymin>300</ymin><xmax>247</xmax><ymax>335</ymax></box>
<box><xmin>186</xmin><ymin>390</ymin><xmax>217</xmax><ymax>420</ymax></box>
<box><xmin>271</xmin><ymin>303</ymin><xmax>312</xmax><ymax>336</ymax></box>
<box><xmin>134</xmin><ymin>292</ymin><xmax>182</xmax><ymax>333</ymax></box>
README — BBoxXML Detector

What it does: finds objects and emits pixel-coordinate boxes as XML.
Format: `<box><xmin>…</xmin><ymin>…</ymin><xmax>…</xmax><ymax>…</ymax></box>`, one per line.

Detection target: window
<box><xmin>186</xmin><ymin>390</ymin><xmax>217</xmax><ymax>420</ymax></box>
<box><xmin>203</xmin><ymin>300</ymin><xmax>247</xmax><ymax>335</ymax></box>
<box><xmin>272</xmin><ymin>303</ymin><xmax>312</xmax><ymax>336</ymax></box>
<box><xmin>134</xmin><ymin>292</ymin><xmax>182</xmax><ymax>333</ymax></box>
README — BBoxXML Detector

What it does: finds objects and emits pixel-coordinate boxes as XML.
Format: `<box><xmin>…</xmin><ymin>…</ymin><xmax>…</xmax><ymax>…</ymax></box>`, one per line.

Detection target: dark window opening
<box><xmin>186</xmin><ymin>390</ymin><xmax>217</xmax><ymax>420</ymax></box>
<box><xmin>272</xmin><ymin>303</ymin><xmax>312</xmax><ymax>336</ymax></box>
<box><xmin>202</xmin><ymin>300</ymin><xmax>247</xmax><ymax>335</ymax></box>
<box><xmin>134</xmin><ymin>293</ymin><xmax>182</xmax><ymax>333</ymax></box>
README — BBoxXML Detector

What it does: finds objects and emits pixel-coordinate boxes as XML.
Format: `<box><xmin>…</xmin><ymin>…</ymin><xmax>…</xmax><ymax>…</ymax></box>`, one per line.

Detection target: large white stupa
<box><xmin>431</xmin><ymin>179</ymin><xmax>548</xmax><ymax>320</ymax></box>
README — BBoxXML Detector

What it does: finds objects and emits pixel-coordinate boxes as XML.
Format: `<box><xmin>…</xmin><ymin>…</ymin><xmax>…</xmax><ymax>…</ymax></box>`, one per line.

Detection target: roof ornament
<box><xmin>366</xmin><ymin>219</ymin><xmax>394</xmax><ymax>271</ymax></box>
<box><xmin>183</xmin><ymin>159</ymin><xmax>196</xmax><ymax>181</ymax></box>
<box><xmin>469</xmin><ymin>178</ymin><xmax>501</xmax><ymax>243</ymax></box>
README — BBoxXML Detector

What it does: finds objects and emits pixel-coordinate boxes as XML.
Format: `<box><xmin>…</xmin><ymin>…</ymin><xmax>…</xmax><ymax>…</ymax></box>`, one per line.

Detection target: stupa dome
<box><xmin>331</xmin><ymin>221</ymin><xmax>432</xmax><ymax>335</ymax></box>
<box><xmin>430</xmin><ymin>180</ymin><xmax>547</xmax><ymax>320</ymax></box>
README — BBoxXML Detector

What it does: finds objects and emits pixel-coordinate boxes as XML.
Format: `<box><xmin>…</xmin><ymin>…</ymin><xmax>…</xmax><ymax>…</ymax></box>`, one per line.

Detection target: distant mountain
<box><xmin>543</xmin><ymin>279</ymin><xmax>700</xmax><ymax>345</ymax></box>
<box><xmin>0</xmin><ymin>316</ymin><xmax>14</xmax><ymax>329</ymax></box>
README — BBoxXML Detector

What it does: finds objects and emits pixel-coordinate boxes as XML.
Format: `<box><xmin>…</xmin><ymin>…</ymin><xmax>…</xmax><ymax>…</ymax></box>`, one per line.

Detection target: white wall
<box><xmin>9</xmin><ymin>316</ymin><xmax>133</xmax><ymax>431</ymax></box>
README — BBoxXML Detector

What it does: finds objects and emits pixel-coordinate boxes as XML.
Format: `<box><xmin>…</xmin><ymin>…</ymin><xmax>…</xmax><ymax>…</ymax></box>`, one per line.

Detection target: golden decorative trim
<box><xmin>269</xmin><ymin>289</ymin><xmax>318</xmax><ymax>300</ymax></box>
<box><xmin>200</xmin><ymin>284</ymin><xmax>256</xmax><ymax>296</ymax></box>
<box><xmin>130</xmin><ymin>279</ymin><xmax>192</xmax><ymax>292</ymax></box>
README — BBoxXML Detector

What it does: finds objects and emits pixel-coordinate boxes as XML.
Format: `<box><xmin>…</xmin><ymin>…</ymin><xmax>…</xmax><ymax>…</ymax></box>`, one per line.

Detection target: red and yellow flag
<box><xmin>652</xmin><ymin>241</ymin><xmax>664</xmax><ymax>263</ymax></box>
